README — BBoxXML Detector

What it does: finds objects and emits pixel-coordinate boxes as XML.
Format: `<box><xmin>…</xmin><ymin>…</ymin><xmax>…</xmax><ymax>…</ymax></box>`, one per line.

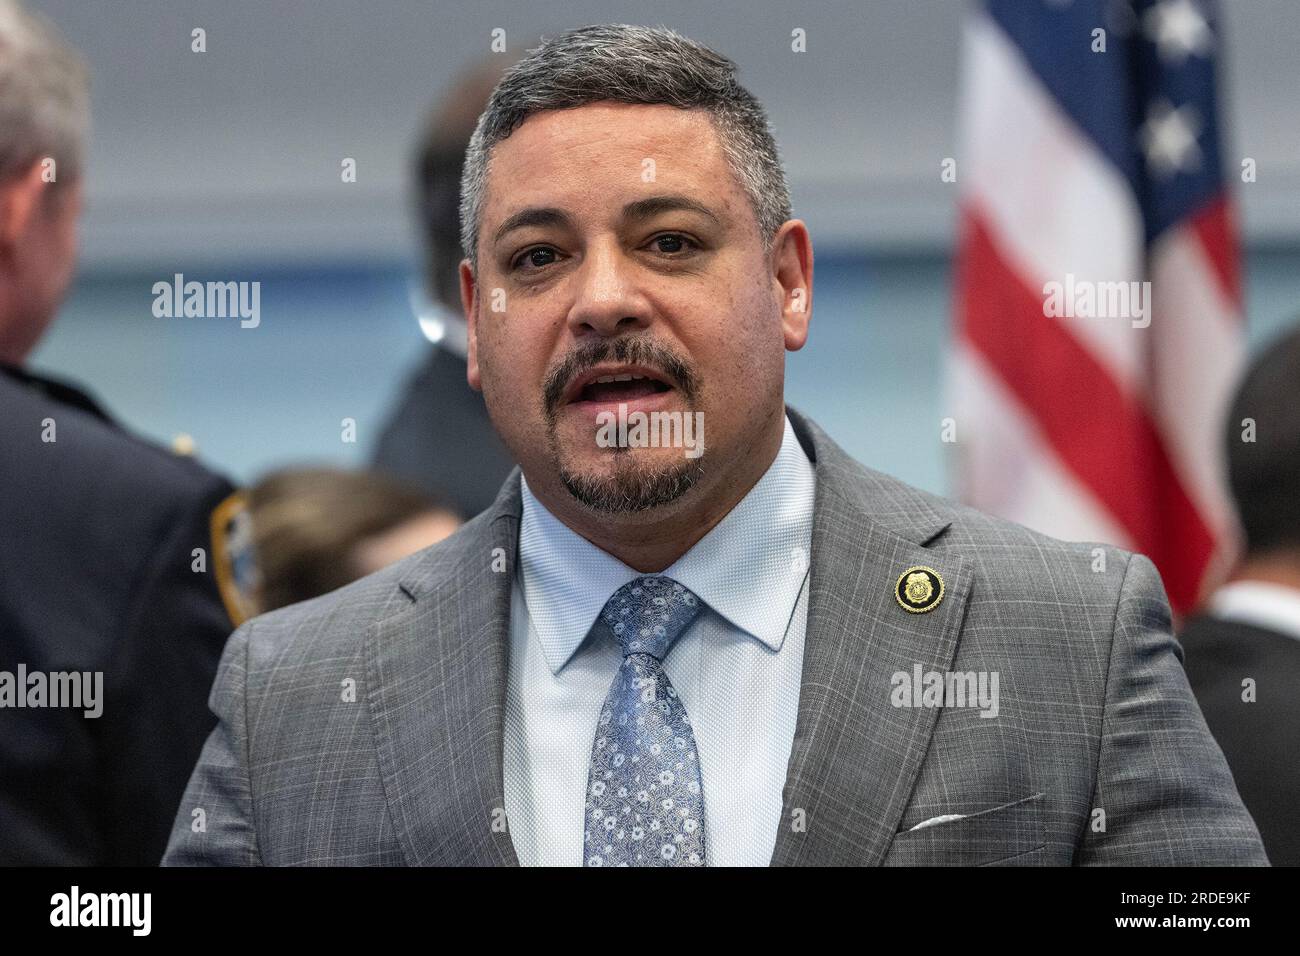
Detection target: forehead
<box><xmin>482</xmin><ymin>102</ymin><xmax>741</xmax><ymax>220</ymax></box>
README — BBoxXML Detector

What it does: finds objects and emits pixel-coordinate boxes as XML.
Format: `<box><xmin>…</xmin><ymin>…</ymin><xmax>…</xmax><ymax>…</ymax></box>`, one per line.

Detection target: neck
<box><xmin>527</xmin><ymin>412</ymin><xmax>786</xmax><ymax>573</ymax></box>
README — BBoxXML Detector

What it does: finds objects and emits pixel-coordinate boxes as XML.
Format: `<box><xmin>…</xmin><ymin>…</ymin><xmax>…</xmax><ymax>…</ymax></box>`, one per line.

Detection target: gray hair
<box><xmin>0</xmin><ymin>0</ymin><xmax>89</xmax><ymax>187</ymax></box>
<box><xmin>459</xmin><ymin>24</ymin><xmax>792</xmax><ymax>270</ymax></box>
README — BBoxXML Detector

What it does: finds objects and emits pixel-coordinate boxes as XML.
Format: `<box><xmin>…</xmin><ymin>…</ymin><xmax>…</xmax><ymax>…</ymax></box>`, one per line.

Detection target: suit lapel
<box><xmin>366</xmin><ymin>476</ymin><xmax>523</xmax><ymax>866</ymax></box>
<box><xmin>770</xmin><ymin>413</ymin><xmax>972</xmax><ymax>865</ymax></box>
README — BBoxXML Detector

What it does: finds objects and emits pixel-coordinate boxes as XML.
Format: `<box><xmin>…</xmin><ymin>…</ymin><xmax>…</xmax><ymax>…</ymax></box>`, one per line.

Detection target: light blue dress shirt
<box><xmin>503</xmin><ymin>414</ymin><xmax>815</xmax><ymax>866</ymax></box>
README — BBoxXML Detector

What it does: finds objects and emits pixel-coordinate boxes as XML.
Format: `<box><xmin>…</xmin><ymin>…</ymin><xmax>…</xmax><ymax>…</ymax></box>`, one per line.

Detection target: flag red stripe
<box><xmin>957</xmin><ymin>206</ymin><xmax>1216</xmax><ymax>611</ymax></box>
<box><xmin>1187</xmin><ymin>194</ymin><xmax>1243</xmax><ymax>312</ymax></box>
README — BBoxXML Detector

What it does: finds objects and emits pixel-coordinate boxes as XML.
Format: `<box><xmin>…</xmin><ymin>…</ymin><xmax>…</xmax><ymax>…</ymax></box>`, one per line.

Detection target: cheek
<box><xmin>475</xmin><ymin>324</ymin><xmax>511</xmax><ymax>402</ymax></box>
<box><xmin>694</xmin><ymin>278</ymin><xmax>781</xmax><ymax>379</ymax></box>
<box><xmin>477</xmin><ymin>309</ymin><xmax>550</xmax><ymax>407</ymax></box>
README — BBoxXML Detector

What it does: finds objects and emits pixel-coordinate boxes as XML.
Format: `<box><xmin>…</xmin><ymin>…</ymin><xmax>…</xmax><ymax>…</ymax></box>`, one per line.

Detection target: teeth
<box><xmin>592</xmin><ymin>372</ymin><xmax>648</xmax><ymax>384</ymax></box>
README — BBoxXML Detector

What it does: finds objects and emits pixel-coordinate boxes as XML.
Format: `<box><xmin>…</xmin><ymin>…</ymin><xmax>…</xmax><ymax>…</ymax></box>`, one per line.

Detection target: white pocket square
<box><xmin>908</xmin><ymin>813</ymin><xmax>967</xmax><ymax>831</ymax></box>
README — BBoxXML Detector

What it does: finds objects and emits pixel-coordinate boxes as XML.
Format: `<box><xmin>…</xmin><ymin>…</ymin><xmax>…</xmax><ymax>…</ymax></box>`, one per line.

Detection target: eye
<box><xmin>648</xmin><ymin>233</ymin><xmax>697</xmax><ymax>255</ymax></box>
<box><xmin>512</xmin><ymin>246</ymin><xmax>560</xmax><ymax>272</ymax></box>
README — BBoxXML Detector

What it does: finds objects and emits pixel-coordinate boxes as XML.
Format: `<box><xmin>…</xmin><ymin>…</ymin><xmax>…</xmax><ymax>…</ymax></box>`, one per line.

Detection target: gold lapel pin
<box><xmin>895</xmin><ymin>566</ymin><xmax>944</xmax><ymax>614</ymax></box>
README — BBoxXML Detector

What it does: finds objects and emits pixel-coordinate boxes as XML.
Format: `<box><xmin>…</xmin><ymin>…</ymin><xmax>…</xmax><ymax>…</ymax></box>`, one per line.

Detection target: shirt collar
<box><xmin>1208</xmin><ymin>580</ymin><xmax>1300</xmax><ymax>642</ymax></box>
<box><xmin>518</xmin><ymin>415</ymin><xmax>815</xmax><ymax>674</ymax></box>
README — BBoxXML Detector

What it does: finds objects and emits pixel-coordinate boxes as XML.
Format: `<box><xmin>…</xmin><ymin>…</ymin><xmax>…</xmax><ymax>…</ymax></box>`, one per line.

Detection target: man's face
<box><xmin>463</xmin><ymin>102</ymin><xmax>808</xmax><ymax>517</ymax></box>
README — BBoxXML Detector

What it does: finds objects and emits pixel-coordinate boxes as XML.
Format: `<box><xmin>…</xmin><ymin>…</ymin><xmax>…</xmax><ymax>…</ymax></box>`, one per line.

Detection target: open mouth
<box><xmin>565</xmin><ymin>366</ymin><xmax>675</xmax><ymax>406</ymax></box>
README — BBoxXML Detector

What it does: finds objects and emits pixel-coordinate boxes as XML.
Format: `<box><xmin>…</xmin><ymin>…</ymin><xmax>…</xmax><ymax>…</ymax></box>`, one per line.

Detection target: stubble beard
<box><xmin>556</xmin><ymin>445</ymin><xmax>706</xmax><ymax>514</ymax></box>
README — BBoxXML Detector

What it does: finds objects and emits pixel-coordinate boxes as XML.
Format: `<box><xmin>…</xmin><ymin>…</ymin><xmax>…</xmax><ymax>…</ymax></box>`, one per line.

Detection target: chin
<box><xmin>558</xmin><ymin>449</ymin><xmax>706</xmax><ymax>515</ymax></box>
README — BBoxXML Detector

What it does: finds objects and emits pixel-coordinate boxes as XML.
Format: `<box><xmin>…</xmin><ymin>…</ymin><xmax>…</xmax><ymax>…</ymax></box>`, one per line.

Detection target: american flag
<box><xmin>952</xmin><ymin>0</ymin><xmax>1244</xmax><ymax>615</ymax></box>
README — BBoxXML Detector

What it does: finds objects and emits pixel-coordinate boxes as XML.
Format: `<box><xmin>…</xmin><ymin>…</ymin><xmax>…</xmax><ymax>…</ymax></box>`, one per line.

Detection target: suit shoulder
<box><xmin>856</xmin><ymin>462</ymin><xmax>1130</xmax><ymax>565</ymax></box>
<box><xmin>0</xmin><ymin>378</ymin><xmax>236</xmax><ymax>602</ymax></box>
<box><xmin>947</xmin><ymin>496</ymin><xmax>1129</xmax><ymax>567</ymax></box>
<box><xmin>239</xmin><ymin>508</ymin><xmax>498</xmax><ymax>663</ymax></box>
<box><xmin>953</xmin><ymin>504</ymin><xmax>1137</xmax><ymax>609</ymax></box>
<box><xmin>0</xmin><ymin>372</ymin><xmax>237</xmax><ymax>663</ymax></box>
<box><xmin>802</xmin><ymin>424</ymin><xmax>1139</xmax><ymax>606</ymax></box>
<box><xmin>845</xmin><ymin>464</ymin><xmax>1138</xmax><ymax>616</ymax></box>
<box><xmin>0</xmin><ymin>370</ymin><xmax>231</xmax><ymax>507</ymax></box>
<box><xmin>241</xmin><ymin>562</ymin><xmax>409</xmax><ymax>657</ymax></box>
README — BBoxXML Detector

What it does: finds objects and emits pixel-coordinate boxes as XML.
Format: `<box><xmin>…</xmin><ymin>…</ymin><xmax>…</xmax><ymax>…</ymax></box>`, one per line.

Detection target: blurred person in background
<box><xmin>371</xmin><ymin>59</ymin><xmax>517</xmax><ymax>519</ymax></box>
<box><xmin>1181</xmin><ymin>323</ymin><xmax>1300</xmax><ymax>866</ymax></box>
<box><xmin>0</xmin><ymin>0</ymin><xmax>250</xmax><ymax>864</ymax></box>
<box><xmin>247</xmin><ymin>467</ymin><xmax>460</xmax><ymax>613</ymax></box>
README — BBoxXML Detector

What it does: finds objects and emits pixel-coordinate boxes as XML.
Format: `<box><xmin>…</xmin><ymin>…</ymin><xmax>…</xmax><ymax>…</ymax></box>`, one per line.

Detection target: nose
<box><xmin>566</xmin><ymin>240</ymin><xmax>652</xmax><ymax>339</ymax></box>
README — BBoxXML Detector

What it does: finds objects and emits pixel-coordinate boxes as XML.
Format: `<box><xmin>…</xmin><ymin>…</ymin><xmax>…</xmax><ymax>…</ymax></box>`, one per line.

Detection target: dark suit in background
<box><xmin>0</xmin><ymin>365</ymin><xmax>239</xmax><ymax>864</ymax></box>
<box><xmin>1180</xmin><ymin>323</ymin><xmax>1300</xmax><ymax>867</ymax></box>
<box><xmin>372</xmin><ymin>339</ymin><xmax>513</xmax><ymax>519</ymax></box>
<box><xmin>370</xmin><ymin>60</ymin><xmax>519</xmax><ymax>520</ymax></box>
<box><xmin>1182</xmin><ymin>614</ymin><xmax>1300</xmax><ymax>865</ymax></box>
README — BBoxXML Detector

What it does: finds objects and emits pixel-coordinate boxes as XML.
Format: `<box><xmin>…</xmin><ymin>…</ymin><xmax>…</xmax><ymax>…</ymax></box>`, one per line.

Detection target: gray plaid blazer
<box><xmin>163</xmin><ymin>409</ymin><xmax>1266</xmax><ymax>866</ymax></box>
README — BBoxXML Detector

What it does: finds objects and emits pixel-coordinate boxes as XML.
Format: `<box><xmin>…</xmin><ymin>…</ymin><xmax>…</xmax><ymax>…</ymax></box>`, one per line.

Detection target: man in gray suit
<box><xmin>165</xmin><ymin>24</ymin><xmax>1264</xmax><ymax>867</ymax></box>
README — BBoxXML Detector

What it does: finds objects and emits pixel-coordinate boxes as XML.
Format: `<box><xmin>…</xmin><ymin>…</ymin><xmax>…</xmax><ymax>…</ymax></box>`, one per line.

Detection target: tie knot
<box><xmin>599</xmin><ymin>575</ymin><xmax>702</xmax><ymax>660</ymax></box>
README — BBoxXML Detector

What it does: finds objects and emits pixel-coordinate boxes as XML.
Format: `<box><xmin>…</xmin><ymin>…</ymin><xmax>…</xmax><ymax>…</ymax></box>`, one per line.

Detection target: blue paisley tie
<box><xmin>583</xmin><ymin>576</ymin><xmax>706</xmax><ymax>866</ymax></box>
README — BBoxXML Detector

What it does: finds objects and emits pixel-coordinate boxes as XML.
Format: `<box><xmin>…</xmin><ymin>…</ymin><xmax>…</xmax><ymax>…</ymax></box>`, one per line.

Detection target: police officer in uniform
<box><xmin>0</xmin><ymin>0</ymin><xmax>252</xmax><ymax>864</ymax></box>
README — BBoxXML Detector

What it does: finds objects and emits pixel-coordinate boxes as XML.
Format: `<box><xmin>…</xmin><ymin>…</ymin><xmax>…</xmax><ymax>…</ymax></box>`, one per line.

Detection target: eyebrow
<box><xmin>491</xmin><ymin>194</ymin><xmax>723</xmax><ymax>248</ymax></box>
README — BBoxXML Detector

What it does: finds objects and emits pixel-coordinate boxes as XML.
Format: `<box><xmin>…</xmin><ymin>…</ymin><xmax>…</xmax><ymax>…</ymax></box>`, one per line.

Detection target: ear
<box><xmin>0</xmin><ymin>161</ymin><xmax>50</xmax><ymax>254</ymax></box>
<box><xmin>770</xmin><ymin>219</ymin><xmax>813</xmax><ymax>352</ymax></box>
<box><xmin>459</xmin><ymin>258</ymin><xmax>482</xmax><ymax>390</ymax></box>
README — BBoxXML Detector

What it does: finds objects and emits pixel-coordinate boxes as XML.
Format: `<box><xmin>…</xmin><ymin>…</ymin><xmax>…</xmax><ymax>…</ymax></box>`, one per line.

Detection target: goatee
<box><xmin>559</xmin><ymin>450</ymin><xmax>704</xmax><ymax>513</ymax></box>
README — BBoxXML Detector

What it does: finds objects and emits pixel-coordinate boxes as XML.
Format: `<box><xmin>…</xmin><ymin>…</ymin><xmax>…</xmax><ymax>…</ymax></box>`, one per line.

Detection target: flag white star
<box><xmin>1139</xmin><ymin>99</ymin><xmax>1203</xmax><ymax>177</ymax></box>
<box><xmin>1144</xmin><ymin>0</ymin><xmax>1214</xmax><ymax>64</ymax></box>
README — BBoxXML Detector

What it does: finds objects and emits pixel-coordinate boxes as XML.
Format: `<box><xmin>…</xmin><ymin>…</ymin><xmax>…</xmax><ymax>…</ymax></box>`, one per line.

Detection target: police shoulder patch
<box><xmin>210</xmin><ymin>491</ymin><xmax>259</xmax><ymax>626</ymax></box>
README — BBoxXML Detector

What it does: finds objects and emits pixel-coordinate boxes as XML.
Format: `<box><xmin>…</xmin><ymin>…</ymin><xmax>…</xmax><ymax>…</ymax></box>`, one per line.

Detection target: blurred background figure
<box><xmin>0</xmin><ymin>0</ymin><xmax>247</xmax><ymax>864</ymax></box>
<box><xmin>247</xmin><ymin>467</ymin><xmax>460</xmax><ymax>613</ymax></box>
<box><xmin>1181</xmin><ymin>322</ymin><xmax>1300</xmax><ymax>867</ymax></box>
<box><xmin>371</xmin><ymin>58</ymin><xmax>517</xmax><ymax>519</ymax></box>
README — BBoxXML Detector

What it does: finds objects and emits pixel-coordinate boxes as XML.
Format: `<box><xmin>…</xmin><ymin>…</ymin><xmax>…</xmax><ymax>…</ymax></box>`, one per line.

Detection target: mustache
<box><xmin>542</xmin><ymin>337</ymin><xmax>699</xmax><ymax>419</ymax></box>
